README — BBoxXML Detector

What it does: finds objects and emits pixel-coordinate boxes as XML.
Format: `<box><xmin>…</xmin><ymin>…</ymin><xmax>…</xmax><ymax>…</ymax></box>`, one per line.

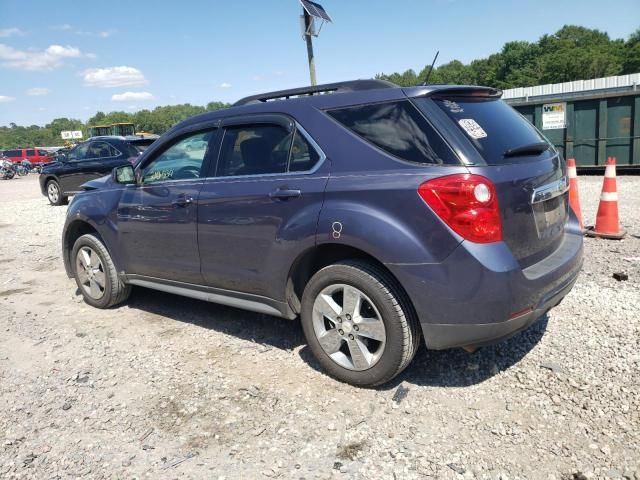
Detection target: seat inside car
<box><xmin>238</xmin><ymin>137</ymin><xmax>273</xmax><ymax>175</ymax></box>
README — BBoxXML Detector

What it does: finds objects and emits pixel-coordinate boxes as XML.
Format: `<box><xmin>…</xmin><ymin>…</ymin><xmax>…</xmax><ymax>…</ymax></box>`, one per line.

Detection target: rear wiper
<box><xmin>503</xmin><ymin>142</ymin><xmax>550</xmax><ymax>158</ymax></box>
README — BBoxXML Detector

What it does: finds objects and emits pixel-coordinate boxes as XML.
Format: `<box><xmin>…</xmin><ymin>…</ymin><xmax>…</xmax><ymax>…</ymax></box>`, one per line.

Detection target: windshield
<box><xmin>419</xmin><ymin>97</ymin><xmax>553</xmax><ymax>165</ymax></box>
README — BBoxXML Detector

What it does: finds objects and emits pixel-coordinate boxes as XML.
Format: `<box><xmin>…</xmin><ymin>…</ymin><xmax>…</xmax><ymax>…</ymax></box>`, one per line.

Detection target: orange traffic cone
<box><xmin>566</xmin><ymin>158</ymin><xmax>586</xmax><ymax>233</ymax></box>
<box><xmin>586</xmin><ymin>157</ymin><xmax>625</xmax><ymax>239</ymax></box>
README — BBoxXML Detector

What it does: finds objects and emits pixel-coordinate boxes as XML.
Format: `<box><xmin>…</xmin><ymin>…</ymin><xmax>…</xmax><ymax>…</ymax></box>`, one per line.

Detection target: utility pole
<box><xmin>303</xmin><ymin>10</ymin><xmax>317</xmax><ymax>86</ymax></box>
<box><xmin>299</xmin><ymin>0</ymin><xmax>331</xmax><ymax>87</ymax></box>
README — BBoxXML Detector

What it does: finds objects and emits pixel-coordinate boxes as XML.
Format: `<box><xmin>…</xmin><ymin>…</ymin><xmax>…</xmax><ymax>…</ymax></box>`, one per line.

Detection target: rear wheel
<box><xmin>300</xmin><ymin>260</ymin><xmax>420</xmax><ymax>387</ymax></box>
<box><xmin>72</xmin><ymin>234</ymin><xmax>131</xmax><ymax>308</ymax></box>
<box><xmin>46</xmin><ymin>180</ymin><xmax>67</xmax><ymax>206</ymax></box>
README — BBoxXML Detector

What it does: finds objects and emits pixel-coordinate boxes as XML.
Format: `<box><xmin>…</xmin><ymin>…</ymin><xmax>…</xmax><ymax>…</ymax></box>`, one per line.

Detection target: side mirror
<box><xmin>112</xmin><ymin>165</ymin><xmax>136</xmax><ymax>185</ymax></box>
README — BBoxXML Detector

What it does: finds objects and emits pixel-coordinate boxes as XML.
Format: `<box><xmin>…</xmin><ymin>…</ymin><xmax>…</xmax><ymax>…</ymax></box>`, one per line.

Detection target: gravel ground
<box><xmin>0</xmin><ymin>174</ymin><xmax>638</xmax><ymax>480</ymax></box>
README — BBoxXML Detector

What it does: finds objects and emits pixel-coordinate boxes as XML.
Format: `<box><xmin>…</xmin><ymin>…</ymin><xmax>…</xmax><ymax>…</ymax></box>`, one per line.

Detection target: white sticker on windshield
<box><xmin>458</xmin><ymin>118</ymin><xmax>487</xmax><ymax>139</ymax></box>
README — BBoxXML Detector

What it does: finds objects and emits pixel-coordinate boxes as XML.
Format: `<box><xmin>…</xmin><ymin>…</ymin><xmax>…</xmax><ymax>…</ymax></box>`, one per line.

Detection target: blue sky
<box><xmin>1</xmin><ymin>0</ymin><xmax>638</xmax><ymax>126</ymax></box>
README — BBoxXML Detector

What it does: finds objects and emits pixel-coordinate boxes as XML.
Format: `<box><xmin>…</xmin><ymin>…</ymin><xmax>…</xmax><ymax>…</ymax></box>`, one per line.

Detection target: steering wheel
<box><xmin>174</xmin><ymin>165</ymin><xmax>200</xmax><ymax>179</ymax></box>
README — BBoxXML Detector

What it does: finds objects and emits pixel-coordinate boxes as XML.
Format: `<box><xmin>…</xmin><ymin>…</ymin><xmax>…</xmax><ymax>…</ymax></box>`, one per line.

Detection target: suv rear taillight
<box><xmin>418</xmin><ymin>174</ymin><xmax>502</xmax><ymax>243</ymax></box>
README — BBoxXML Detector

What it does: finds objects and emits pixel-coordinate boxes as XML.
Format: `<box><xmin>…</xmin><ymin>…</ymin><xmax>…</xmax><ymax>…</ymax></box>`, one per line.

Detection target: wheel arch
<box><xmin>41</xmin><ymin>175</ymin><xmax>58</xmax><ymax>195</ymax></box>
<box><xmin>285</xmin><ymin>243</ymin><xmax>416</xmax><ymax>319</ymax></box>
<box><xmin>62</xmin><ymin>220</ymin><xmax>104</xmax><ymax>278</ymax></box>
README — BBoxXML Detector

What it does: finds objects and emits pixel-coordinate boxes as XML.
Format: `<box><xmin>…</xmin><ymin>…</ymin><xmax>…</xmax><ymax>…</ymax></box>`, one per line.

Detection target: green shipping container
<box><xmin>504</xmin><ymin>74</ymin><xmax>640</xmax><ymax>169</ymax></box>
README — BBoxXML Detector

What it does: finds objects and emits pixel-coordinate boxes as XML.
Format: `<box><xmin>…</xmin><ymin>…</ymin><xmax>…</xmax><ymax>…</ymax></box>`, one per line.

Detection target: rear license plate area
<box><xmin>533</xmin><ymin>195</ymin><xmax>567</xmax><ymax>240</ymax></box>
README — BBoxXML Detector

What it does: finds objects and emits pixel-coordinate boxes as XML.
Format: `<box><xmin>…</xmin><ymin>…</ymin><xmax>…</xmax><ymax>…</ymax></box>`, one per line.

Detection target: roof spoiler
<box><xmin>428</xmin><ymin>86</ymin><xmax>503</xmax><ymax>98</ymax></box>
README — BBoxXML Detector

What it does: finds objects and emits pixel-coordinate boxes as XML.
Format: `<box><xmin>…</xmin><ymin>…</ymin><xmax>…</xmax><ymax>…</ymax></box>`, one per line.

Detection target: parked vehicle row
<box><xmin>0</xmin><ymin>158</ymin><xmax>36</xmax><ymax>179</ymax></box>
<box><xmin>39</xmin><ymin>136</ymin><xmax>155</xmax><ymax>205</ymax></box>
<box><xmin>1</xmin><ymin>148</ymin><xmax>51</xmax><ymax>165</ymax></box>
<box><xmin>57</xmin><ymin>80</ymin><xmax>583</xmax><ymax>386</ymax></box>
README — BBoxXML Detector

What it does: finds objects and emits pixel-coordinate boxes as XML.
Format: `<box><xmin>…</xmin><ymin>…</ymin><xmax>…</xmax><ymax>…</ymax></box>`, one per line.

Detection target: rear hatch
<box><xmin>416</xmin><ymin>91</ymin><xmax>568</xmax><ymax>267</ymax></box>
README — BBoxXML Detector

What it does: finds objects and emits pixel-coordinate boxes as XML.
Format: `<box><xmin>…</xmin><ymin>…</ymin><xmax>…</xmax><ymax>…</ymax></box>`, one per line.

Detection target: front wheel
<box><xmin>71</xmin><ymin>234</ymin><xmax>131</xmax><ymax>308</ymax></box>
<box><xmin>300</xmin><ymin>260</ymin><xmax>420</xmax><ymax>387</ymax></box>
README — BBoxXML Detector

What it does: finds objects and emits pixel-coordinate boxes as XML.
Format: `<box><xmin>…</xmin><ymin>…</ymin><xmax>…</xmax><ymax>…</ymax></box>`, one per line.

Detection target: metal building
<box><xmin>502</xmin><ymin>73</ymin><xmax>640</xmax><ymax>169</ymax></box>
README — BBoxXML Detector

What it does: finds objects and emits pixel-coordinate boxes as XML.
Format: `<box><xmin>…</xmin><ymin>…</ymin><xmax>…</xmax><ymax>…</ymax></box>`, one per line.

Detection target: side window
<box><xmin>5</xmin><ymin>150</ymin><xmax>21</xmax><ymax>157</ymax></box>
<box><xmin>326</xmin><ymin>100</ymin><xmax>459</xmax><ymax>165</ymax></box>
<box><xmin>217</xmin><ymin>125</ymin><xmax>292</xmax><ymax>177</ymax></box>
<box><xmin>38</xmin><ymin>150</ymin><xmax>48</xmax><ymax>156</ymax></box>
<box><xmin>289</xmin><ymin>130</ymin><xmax>320</xmax><ymax>172</ymax></box>
<box><xmin>26</xmin><ymin>149</ymin><xmax>36</xmax><ymax>156</ymax></box>
<box><xmin>68</xmin><ymin>144</ymin><xmax>89</xmax><ymax>161</ymax></box>
<box><xmin>87</xmin><ymin>141</ymin><xmax>120</xmax><ymax>159</ymax></box>
<box><xmin>141</xmin><ymin>130</ymin><xmax>214</xmax><ymax>184</ymax></box>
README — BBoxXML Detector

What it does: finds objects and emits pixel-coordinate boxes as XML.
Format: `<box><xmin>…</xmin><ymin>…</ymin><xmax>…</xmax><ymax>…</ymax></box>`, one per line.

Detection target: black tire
<box><xmin>300</xmin><ymin>259</ymin><xmax>421</xmax><ymax>387</ymax></box>
<box><xmin>46</xmin><ymin>179</ymin><xmax>68</xmax><ymax>206</ymax></box>
<box><xmin>71</xmin><ymin>233</ymin><xmax>131</xmax><ymax>308</ymax></box>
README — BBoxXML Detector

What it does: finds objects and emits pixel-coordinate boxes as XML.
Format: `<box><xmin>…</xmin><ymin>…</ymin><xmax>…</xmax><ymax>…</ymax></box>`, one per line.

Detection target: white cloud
<box><xmin>0</xmin><ymin>28</ymin><xmax>24</xmax><ymax>38</ymax></box>
<box><xmin>52</xmin><ymin>24</ymin><xmax>115</xmax><ymax>38</ymax></box>
<box><xmin>26</xmin><ymin>87</ymin><xmax>50</xmax><ymax>96</ymax></box>
<box><xmin>0</xmin><ymin>43</ymin><xmax>88</xmax><ymax>70</ymax></box>
<box><xmin>111</xmin><ymin>91</ymin><xmax>154</xmax><ymax>102</ymax></box>
<box><xmin>83</xmin><ymin>66</ymin><xmax>147</xmax><ymax>88</ymax></box>
<box><xmin>0</xmin><ymin>95</ymin><xmax>16</xmax><ymax>103</ymax></box>
<box><xmin>219</xmin><ymin>82</ymin><xmax>232</xmax><ymax>89</ymax></box>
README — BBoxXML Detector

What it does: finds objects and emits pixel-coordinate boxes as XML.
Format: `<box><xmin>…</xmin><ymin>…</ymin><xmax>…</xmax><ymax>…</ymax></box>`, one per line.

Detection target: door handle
<box><xmin>269</xmin><ymin>188</ymin><xmax>301</xmax><ymax>201</ymax></box>
<box><xmin>172</xmin><ymin>195</ymin><xmax>193</xmax><ymax>207</ymax></box>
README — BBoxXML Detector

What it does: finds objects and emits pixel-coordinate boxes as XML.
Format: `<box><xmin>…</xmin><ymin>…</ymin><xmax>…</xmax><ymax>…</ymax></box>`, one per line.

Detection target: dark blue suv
<box><xmin>62</xmin><ymin>80</ymin><xmax>583</xmax><ymax>386</ymax></box>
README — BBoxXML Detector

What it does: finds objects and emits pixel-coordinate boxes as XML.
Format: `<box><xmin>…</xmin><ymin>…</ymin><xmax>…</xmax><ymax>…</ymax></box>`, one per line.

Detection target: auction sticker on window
<box><xmin>458</xmin><ymin>119</ymin><xmax>487</xmax><ymax>139</ymax></box>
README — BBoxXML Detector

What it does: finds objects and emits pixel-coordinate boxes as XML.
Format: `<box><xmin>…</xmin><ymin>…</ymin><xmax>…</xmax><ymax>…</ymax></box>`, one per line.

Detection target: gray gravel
<box><xmin>0</xmin><ymin>174</ymin><xmax>638</xmax><ymax>479</ymax></box>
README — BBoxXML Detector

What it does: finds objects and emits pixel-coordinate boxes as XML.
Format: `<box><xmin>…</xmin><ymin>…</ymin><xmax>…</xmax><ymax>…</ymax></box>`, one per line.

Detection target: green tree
<box><xmin>377</xmin><ymin>24</ymin><xmax>634</xmax><ymax>89</ymax></box>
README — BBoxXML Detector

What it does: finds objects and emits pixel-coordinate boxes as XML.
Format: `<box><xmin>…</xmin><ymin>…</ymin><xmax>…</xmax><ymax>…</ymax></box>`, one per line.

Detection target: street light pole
<box><xmin>303</xmin><ymin>10</ymin><xmax>317</xmax><ymax>86</ymax></box>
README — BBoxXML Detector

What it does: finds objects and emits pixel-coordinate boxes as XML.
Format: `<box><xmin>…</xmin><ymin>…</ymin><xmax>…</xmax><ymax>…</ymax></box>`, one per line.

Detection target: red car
<box><xmin>2</xmin><ymin>148</ymin><xmax>51</xmax><ymax>164</ymax></box>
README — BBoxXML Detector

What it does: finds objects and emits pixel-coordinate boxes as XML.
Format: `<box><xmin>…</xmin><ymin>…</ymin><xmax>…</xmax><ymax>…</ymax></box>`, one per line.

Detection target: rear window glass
<box><xmin>426</xmin><ymin>97</ymin><xmax>549</xmax><ymax>165</ymax></box>
<box><xmin>130</xmin><ymin>140</ymin><xmax>154</xmax><ymax>153</ymax></box>
<box><xmin>326</xmin><ymin>101</ymin><xmax>459</xmax><ymax>165</ymax></box>
<box><xmin>217</xmin><ymin>125</ymin><xmax>292</xmax><ymax>177</ymax></box>
<box><xmin>289</xmin><ymin>130</ymin><xmax>320</xmax><ymax>172</ymax></box>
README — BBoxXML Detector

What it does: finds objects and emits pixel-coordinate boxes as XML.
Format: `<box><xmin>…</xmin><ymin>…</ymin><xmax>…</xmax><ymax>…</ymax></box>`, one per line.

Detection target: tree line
<box><xmin>376</xmin><ymin>25</ymin><xmax>639</xmax><ymax>88</ymax></box>
<box><xmin>0</xmin><ymin>102</ymin><xmax>229</xmax><ymax>150</ymax></box>
<box><xmin>2</xmin><ymin>25</ymin><xmax>639</xmax><ymax>149</ymax></box>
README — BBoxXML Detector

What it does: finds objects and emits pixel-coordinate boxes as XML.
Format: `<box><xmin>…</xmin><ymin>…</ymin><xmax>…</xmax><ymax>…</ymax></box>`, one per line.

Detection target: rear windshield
<box><xmin>326</xmin><ymin>100</ymin><xmax>459</xmax><ymax>165</ymax></box>
<box><xmin>425</xmin><ymin>97</ymin><xmax>549</xmax><ymax>165</ymax></box>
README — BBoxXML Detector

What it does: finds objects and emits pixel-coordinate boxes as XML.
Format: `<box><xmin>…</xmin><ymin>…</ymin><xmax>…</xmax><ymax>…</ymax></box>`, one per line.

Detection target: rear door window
<box><xmin>88</xmin><ymin>141</ymin><xmax>120</xmax><ymax>159</ymax></box>
<box><xmin>217</xmin><ymin>125</ymin><xmax>292</xmax><ymax>177</ymax></box>
<box><xmin>26</xmin><ymin>149</ymin><xmax>36</xmax><ymax>156</ymax></box>
<box><xmin>326</xmin><ymin>100</ymin><xmax>459</xmax><ymax>165</ymax></box>
<box><xmin>424</xmin><ymin>97</ymin><xmax>551</xmax><ymax>165</ymax></box>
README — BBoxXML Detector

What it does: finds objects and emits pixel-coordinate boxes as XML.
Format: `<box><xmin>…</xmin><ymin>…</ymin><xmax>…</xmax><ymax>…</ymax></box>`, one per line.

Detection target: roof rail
<box><xmin>233</xmin><ymin>79</ymin><xmax>397</xmax><ymax>106</ymax></box>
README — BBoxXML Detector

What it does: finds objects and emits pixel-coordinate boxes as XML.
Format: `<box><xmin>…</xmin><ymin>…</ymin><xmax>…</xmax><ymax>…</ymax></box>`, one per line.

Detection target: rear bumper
<box><xmin>387</xmin><ymin>217</ymin><xmax>584</xmax><ymax>350</ymax></box>
<box><xmin>420</xmin><ymin>263</ymin><xmax>579</xmax><ymax>349</ymax></box>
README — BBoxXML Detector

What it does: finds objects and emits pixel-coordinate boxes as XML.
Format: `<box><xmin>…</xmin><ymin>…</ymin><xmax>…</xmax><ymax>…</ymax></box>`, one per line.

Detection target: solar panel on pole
<box><xmin>301</xmin><ymin>0</ymin><xmax>332</xmax><ymax>22</ymax></box>
<box><xmin>299</xmin><ymin>0</ymin><xmax>332</xmax><ymax>86</ymax></box>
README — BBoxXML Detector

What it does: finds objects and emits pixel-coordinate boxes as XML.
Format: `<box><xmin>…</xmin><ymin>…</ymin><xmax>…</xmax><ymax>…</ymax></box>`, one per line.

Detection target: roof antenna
<box><xmin>422</xmin><ymin>50</ymin><xmax>439</xmax><ymax>86</ymax></box>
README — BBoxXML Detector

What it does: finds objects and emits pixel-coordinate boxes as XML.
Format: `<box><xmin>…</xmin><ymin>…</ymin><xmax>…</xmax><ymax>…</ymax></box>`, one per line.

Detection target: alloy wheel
<box><xmin>47</xmin><ymin>183</ymin><xmax>59</xmax><ymax>203</ymax></box>
<box><xmin>75</xmin><ymin>246</ymin><xmax>106</xmax><ymax>299</ymax></box>
<box><xmin>311</xmin><ymin>283</ymin><xmax>387</xmax><ymax>371</ymax></box>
